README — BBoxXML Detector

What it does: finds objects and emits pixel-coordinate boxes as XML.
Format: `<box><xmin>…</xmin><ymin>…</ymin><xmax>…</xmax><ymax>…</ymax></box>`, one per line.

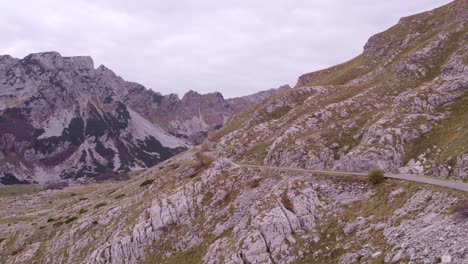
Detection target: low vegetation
<box><xmin>94</xmin><ymin>202</ymin><xmax>107</xmax><ymax>209</ymax></box>
<box><xmin>0</xmin><ymin>185</ymin><xmax>42</xmax><ymax>196</ymax></box>
<box><xmin>281</xmin><ymin>193</ymin><xmax>294</xmax><ymax>212</ymax></box>
<box><xmin>368</xmin><ymin>168</ymin><xmax>385</xmax><ymax>185</ymax></box>
<box><xmin>455</xmin><ymin>199</ymin><xmax>468</xmax><ymax>219</ymax></box>
<box><xmin>194</xmin><ymin>146</ymin><xmax>216</xmax><ymax>169</ymax></box>
<box><xmin>64</xmin><ymin>216</ymin><xmax>78</xmax><ymax>224</ymax></box>
<box><xmin>114</xmin><ymin>194</ymin><xmax>126</xmax><ymax>199</ymax></box>
<box><xmin>140</xmin><ymin>179</ymin><xmax>154</xmax><ymax>187</ymax></box>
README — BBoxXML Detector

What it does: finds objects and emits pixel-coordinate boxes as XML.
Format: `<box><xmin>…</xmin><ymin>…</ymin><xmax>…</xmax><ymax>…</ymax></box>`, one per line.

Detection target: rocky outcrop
<box><xmin>1</xmin><ymin>152</ymin><xmax>466</xmax><ymax>264</ymax></box>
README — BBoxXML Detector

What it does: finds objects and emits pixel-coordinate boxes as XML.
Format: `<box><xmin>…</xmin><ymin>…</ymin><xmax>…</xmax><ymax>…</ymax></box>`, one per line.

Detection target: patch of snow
<box><xmin>34</xmin><ymin>166</ymin><xmax>62</xmax><ymax>184</ymax></box>
<box><xmin>38</xmin><ymin>110</ymin><xmax>74</xmax><ymax>139</ymax></box>
<box><xmin>102</xmin><ymin>138</ymin><xmax>122</xmax><ymax>170</ymax></box>
<box><xmin>128</xmin><ymin>108</ymin><xmax>189</xmax><ymax>149</ymax></box>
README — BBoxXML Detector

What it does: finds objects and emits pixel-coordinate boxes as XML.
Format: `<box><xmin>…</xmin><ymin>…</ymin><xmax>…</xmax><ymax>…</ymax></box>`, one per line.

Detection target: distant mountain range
<box><xmin>0</xmin><ymin>52</ymin><xmax>289</xmax><ymax>184</ymax></box>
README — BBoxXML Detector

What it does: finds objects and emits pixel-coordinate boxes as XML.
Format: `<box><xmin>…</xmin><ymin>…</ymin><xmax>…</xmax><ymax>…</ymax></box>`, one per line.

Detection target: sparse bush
<box><xmin>44</xmin><ymin>181</ymin><xmax>69</xmax><ymax>190</ymax></box>
<box><xmin>368</xmin><ymin>168</ymin><xmax>385</xmax><ymax>185</ymax></box>
<box><xmin>53</xmin><ymin>221</ymin><xmax>64</xmax><ymax>227</ymax></box>
<box><xmin>455</xmin><ymin>199</ymin><xmax>468</xmax><ymax>218</ymax></box>
<box><xmin>64</xmin><ymin>216</ymin><xmax>78</xmax><ymax>224</ymax></box>
<box><xmin>200</xmin><ymin>143</ymin><xmax>212</xmax><ymax>152</ymax></box>
<box><xmin>194</xmin><ymin>151</ymin><xmax>216</xmax><ymax>168</ymax></box>
<box><xmin>115</xmin><ymin>194</ymin><xmax>126</xmax><ymax>199</ymax></box>
<box><xmin>92</xmin><ymin>221</ymin><xmax>98</xmax><ymax>225</ymax></box>
<box><xmin>281</xmin><ymin>193</ymin><xmax>294</xmax><ymax>212</ymax></box>
<box><xmin>47</xmin><ymin>218</ymin><xmax>55</xmax><ymax>223</ymax></box>
<box><xmin>140</xmin><ymin>179</ymin><xmax>154</xmax><ymax>187</ymax></box>
<box><xmin>94</xmin><ymin>202</ymin><xmax>107</xmax><ymax>209</ymax></box>
<box><xmin>79</xmin><ymin>208</ymin><xmax>88</xmax><ymax>214</ymax></box>
<box><xmin>250</xmin><ymin>179</ymin><xmax>261</xmax><ymax>189</ymax></box>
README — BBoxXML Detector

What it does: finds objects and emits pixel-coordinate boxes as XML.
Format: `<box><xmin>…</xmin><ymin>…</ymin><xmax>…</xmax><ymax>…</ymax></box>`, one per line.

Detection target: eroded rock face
<box><xmin>214</xmin><ymin>0</ymin><xmax>468</xmax><ymax>180</ymax></box>
<box><xmin>2</xmin><ymin>155</ymin><xmax>466</xmax><ymax>264</ymax></box>
<box><xmin>0</xmin><ymin>52</ymin><xmax>287</xmax><ymax>184</ymax></box>
<box><xmin>0</xmin><ymin>52</ymin><xmax>188</xmax><ymax>184</ymax></box>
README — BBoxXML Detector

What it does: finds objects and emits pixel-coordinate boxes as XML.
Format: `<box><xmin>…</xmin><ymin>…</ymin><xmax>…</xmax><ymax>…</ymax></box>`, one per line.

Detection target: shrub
<box><xmin>194</xmin><ymin>151</ymin><xmax>216</xmax><ymax>168</ymax></box>
<box><xmin>281</xmin><ymin>193</ymin><xmax>294</xmax><ymax>212</ymax></box>
<box><xmin>455</xmin><ymin>199</ymin><xmax>468</xmax><ymax>218</ymax></box>
<box><xmin>64</xmin><ymin>216</ymin><xmax>78</xmax><ymax>224</ymax></box>
<box><xmin>368</xmin><ymin>168</ymin><xmax>385</xmax><ymax>185</ymax></box>
<box><xmin>115</xmin><ymin>194</ymin><xmax>125</xmax><ymax>199</ymax></box>
<box><xmin>250</xmin><ymin>179</ymin><xmax>261</xmax><ymax>189</ymax></box>
<box><xmin>94</xmin><ymin>202</ymin><xmax>107</xmax><ymax>209</ymax></box>
<box><xmin>47</xmin><ymin>218</ymin><xmax>55</xmax><ymax>223</ymax></box>
<box><xmin>44</xmin><ymin>181</ymin><xmax>69</xmax><ymax>190</ymax></box>
<box><xmin>92</xmin><ymin>221</ymin><xmax>98</xmax><ymax>225</ymax></box>
<box><xmin>53</xmin><ymin>221</ymin><xmax>64</xmax><ymax>227</ymax></box>
<box><xmin>140</xmin><ymin>179</ymin><xmax>154</xmax><ymax>187</ymax></box>
<box><xmin>79</xmin><ymin>208</ymin><xmax>88</xmax><ymax>214</ymax></box>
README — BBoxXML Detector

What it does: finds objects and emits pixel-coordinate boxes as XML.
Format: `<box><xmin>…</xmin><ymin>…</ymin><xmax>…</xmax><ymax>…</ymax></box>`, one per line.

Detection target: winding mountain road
<box><xmin>239</xmin><ymin>164</ymin><xmax>468</xmax><ymax>193</ymax></box>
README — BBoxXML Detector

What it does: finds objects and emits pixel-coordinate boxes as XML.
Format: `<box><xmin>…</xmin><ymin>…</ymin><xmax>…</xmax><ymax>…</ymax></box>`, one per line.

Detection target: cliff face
<box><xmin>0</xmin><ymin>52</ymin><xmax>286</xmax><ymax>184</ymax></box>
<box><xmin>211</xmin><ymin>0</ymin><xmax>468</xmax><ymax>181</ymax></box>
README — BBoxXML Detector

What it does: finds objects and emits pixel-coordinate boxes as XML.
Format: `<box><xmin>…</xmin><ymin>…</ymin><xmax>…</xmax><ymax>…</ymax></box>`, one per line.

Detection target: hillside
<box><xmin>0</xmin><ymin>1</ymin><xmax>467</xmax><ymax>264</ymax></box>
<box><xmin>0</xmin><ymin>53</ymin><xmax>286</xmax><ymax>185</ymax></box>
<box><xmin>210</xmin><ymin>0</ymin><xmax>467</xmax><ymax>181</ymax></box>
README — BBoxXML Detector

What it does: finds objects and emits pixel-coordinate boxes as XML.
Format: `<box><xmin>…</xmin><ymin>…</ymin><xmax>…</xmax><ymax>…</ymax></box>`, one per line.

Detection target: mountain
<box><xmin>210</xmin><ymin>0</ymin><xmax>467</xmax><ymax>181</ymax></box>
<box><xmin>0</xmin><ymin>1</ymin><xmax>467</xmax><ymax>264</ymax></box>
<box><xmin>0</xmin><ymin>52</ymin><xmax>288</xmax><ymax>185</ymax></box>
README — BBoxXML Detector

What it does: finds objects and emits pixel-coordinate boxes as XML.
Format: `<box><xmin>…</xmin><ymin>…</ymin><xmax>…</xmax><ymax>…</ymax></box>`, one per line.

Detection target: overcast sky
<box><xmin>0</xmin><ymin>0</ymin><xmax>452</xmax><ymax>98</ymax></box>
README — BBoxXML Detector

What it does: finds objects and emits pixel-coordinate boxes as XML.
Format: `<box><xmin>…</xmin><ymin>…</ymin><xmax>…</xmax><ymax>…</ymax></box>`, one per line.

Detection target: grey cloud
<box><xmin>0</xmin><ymin>0</ymin><xmax>452</xmax><ymax>98</ymax></box>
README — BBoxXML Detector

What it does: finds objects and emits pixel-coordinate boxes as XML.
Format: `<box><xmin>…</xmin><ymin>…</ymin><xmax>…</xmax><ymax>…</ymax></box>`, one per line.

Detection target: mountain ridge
<box><xmin>0</xmin><ymin>52</ymin><xmax>289</xmax><ymax>184</ymax></box>
<box><xmin>211</xmin><ymin>0</ymin><xmax>467</xmax><ymax>180</ymax></box>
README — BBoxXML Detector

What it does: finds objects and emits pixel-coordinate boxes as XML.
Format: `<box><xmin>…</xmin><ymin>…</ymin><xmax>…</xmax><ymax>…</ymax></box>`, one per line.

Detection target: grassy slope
<box><xmin>211</xmin><ymin>0</ymin><xmax>467</xmax><ymax>173</ymax></box>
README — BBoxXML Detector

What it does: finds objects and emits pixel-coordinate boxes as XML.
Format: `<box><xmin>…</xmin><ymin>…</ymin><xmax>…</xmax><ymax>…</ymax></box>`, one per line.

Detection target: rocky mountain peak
<box><xmin>364</xmin><ymin>0</ymin><xmax>466</xmax><ymax>60</ymax></box>
<box><xmin>0</xmin><ymin>51</ymin><xmax>286</xmax><ymax>184</ymax></box>
<box><xmin>68</xmin><ymin>56</ymin><xmax>95</xmax><ymax>71</ymax></box>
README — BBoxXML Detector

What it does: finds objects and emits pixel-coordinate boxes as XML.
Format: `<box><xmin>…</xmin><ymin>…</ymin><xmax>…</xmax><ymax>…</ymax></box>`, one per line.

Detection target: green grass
<box><xmin>241</xmin><ymin>142</ymin><xmax>271</xmax><ymax>164</ymax></box>
<box><xmin>368</xmin><ymin>168</ymin><xmax>385</xmax><ymax>185</ymax></box>
<box><xmin>64</xmin><ymin>216</ymin><xmax>78</xmax><ymax>224</ymax></box>
<box><xmin>0</xmin><ymin>216</ymin><xmax>35</xmax><ymax>225</ymax></box>
<box><xmin>295</xmin><ymin>181</ymin><xmax>419</xmax><ymax>264</ymax></box>
<box><xmin>145</xmin><ymin>245</ymin><xmax>206</xmax><ymax>264</ymax></box>
<box><xmin>0</xmin><ymin>185</ymin><xmax>42</xmax><ymax>196</ymax></box>
<box><xmin>140</xmin><ymin>179</ymin><xmax>155</xmax><ymax>187</ymax></box>
<box><xmin>94</xmin><ymin>202</ymin><xmax>107</xmax><ymax>209</ymax></box>
<box><xmin>403</xmin><ymin>94</ymin><xmax>468</xmax><ymax>166</ymax></box>
<box><xmin>114</xmin><ymin>194</ymin><xmax>126</xmax><ymax>199</ymax></box>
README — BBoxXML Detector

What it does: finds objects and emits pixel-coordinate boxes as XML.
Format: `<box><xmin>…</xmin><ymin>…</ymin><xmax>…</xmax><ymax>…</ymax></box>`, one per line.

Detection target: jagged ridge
<box><xmin>0</xmin><ymin>52</ymin><xmax>288</xmax><ymax>184</ymax></box>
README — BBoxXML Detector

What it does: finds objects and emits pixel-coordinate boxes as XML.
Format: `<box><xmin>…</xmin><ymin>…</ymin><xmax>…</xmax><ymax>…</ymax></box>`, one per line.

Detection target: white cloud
<box><xmin>0</xmin><ymin>0</ymin><xmax>453</xmax><ymax>98</ymax></box>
